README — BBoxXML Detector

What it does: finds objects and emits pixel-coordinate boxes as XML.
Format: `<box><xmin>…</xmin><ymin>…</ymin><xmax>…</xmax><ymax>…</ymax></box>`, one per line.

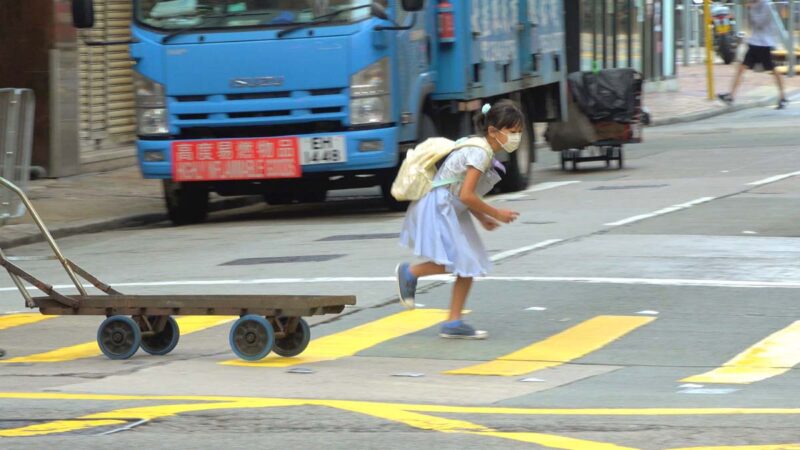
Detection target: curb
<box><xmin>0</xmin><ymin>196</ymin><xmax>262</xmax><ymax>250</ymax></box>
<box><xmin>650</xmin><ymin>89</ymin><xmax>800</xmax><ymax>127</ymax></box>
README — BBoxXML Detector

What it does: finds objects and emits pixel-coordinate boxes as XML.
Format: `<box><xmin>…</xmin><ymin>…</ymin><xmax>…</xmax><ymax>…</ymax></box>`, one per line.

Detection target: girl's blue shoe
<box><xmin>439</xmin><ymin>321</ymin><xmax>488</xmax><ymax>340</ymax></box>
<box><xmin>395</xmin><ymin>263</ymin><xmax>417</xmax><ymax>310</ymax></box>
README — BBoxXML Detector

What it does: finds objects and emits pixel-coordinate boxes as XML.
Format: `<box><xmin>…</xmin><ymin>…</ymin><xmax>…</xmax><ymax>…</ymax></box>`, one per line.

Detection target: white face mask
<box><xmin>498</xmin><ymin>130</ymin><xmax>522</xmax><ymax>153</ymax></box>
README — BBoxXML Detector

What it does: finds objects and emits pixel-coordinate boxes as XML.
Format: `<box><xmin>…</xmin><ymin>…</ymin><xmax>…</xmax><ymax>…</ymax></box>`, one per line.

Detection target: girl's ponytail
<box><xmin>472</xmin><ymin>103</ymin><xmax>491</xmax><ymax>137</ymax></box>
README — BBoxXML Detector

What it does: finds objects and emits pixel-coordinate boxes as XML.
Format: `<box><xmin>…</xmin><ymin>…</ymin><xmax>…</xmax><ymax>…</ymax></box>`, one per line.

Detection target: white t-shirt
<box><xmin>748</xmin><ymin>0</ymin><xmax>776</xmax><ymax>47</ymax></box>
<box><xmin>435</xmin><ymin>146</ymin><xmax>500</xmax><ymax>198</ymax></box>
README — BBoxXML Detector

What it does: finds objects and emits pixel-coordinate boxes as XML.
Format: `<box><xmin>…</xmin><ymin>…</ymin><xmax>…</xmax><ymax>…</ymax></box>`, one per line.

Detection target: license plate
<box><xmin>171</xmin><ymin>137</ymin><xmax>301</xmax><ymax>182</ymax></box>
<box><xmin>300</xmin><ymin>136</ymin><xmax>347</xmax><ymax>165</ymax></box>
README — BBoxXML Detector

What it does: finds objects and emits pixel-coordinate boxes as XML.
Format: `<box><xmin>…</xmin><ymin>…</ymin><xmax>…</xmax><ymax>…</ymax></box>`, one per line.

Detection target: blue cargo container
<box><xmin>72</xmin><ymin>0</ymin><xmax>565</xmax><ymax>224</ymax></box>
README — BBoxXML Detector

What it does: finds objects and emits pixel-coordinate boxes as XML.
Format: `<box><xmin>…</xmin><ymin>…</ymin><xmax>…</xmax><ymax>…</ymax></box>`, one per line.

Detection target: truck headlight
<box><xmin>350</xmin><ymin>58</ymin><xmax>391</xmax><ymax>125</ymax></box>
<box><xmin>134</xmin><ymin>72</ymin><xmax>169</xmax><ymax>136</ymax></box>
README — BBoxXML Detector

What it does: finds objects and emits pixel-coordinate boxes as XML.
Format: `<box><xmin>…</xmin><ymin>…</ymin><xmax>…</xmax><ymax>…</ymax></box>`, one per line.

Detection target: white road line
<box><xmin>747</xmin><ymin>171</ymin><xmax>800</xmax><ymax>186</ymax></box>
<box><xmin>524</xmin><ymin>181</ymin><xmax>581</xmax><ymax>193</ymax></box>
<box><xmin>495</xmin><ymin>181</ymin><xmax>580</xmax><ymax>201</ymax></box>
<box><xmin>489</xmin><ymin>239</ymin><xmax>563</xmax><ymax>261</ymax></box>
<box><xmin>604</xmin><ymin>197</ymin><xmax>716</xmax><ymax>227</ymax></box>
<box><xmin>0</xmin><ymin>239</ymin><xmax>564</xmax><ymax>296</ymax></box>
<box><xmin>3</xmin><ymin>276</ymin><xmax>800</xmax><ymax>295</ymax></box>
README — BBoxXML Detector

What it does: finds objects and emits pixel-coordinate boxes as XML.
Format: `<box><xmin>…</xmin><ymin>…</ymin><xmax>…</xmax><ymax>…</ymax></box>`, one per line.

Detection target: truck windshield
<box><xmin>135</xmin><ymin>0</ymin><xmax>384</xmax><ymax>31</ymax></box>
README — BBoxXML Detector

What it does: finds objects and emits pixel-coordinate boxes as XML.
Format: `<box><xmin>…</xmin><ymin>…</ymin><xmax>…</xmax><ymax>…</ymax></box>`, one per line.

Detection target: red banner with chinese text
<box><xmin>171</xmin><ymin>137</ymin><xmax>301</xmax><ymax>181</ymax></box>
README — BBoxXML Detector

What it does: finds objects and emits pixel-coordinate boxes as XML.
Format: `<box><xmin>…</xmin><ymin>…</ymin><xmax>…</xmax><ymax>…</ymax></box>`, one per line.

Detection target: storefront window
<box><xmin>617</xmin><ymin>0</ymin><xmax>631</xmax><ymax>67</ymax></box>
<box><xmin>576</xmin><ymin>0</ymin><xmax>673</xmax><ymax>80</ymax></box>
<box><xmin>631</xmin><ymin>0</ymin><xmax>644</xmax><ymax>72</ymax></box>
<box><xmin>580</xmin><ymin>0</ymin><xmax>596</xmax><ymax>71</ymax></box>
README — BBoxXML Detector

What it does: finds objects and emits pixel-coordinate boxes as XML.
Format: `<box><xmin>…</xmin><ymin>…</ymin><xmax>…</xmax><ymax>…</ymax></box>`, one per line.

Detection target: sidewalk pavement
<box><xmin>648</xmin><ymin>62</ymin><xmax>800</xmax><ymax>126</ymax></box>
<box><xmin>2</xmin><ymin>61</ymin><xmax>799</xmax><ymax>250</ymax></box>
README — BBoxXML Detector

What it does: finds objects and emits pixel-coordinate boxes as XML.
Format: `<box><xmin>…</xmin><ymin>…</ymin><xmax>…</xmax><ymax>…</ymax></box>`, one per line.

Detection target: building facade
<box><xmin>0</xmin><ymin>0</ymin><xmax>136</xmax><ymax>177</ymax></box>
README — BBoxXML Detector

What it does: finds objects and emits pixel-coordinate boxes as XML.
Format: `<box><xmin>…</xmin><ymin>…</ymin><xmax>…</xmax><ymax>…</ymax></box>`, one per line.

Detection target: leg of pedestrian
<box><xmin>773</xmin><ymin>70</ymin><xmax>788</xmax><ymax>108</ymax></box>
<box><xmin>719</xmin><ymin>61</ymin><xmax>747</xmax><ymax>104</ymax></box>
<box><xmin>440</xmin><ymin>276</ymin><xmax>487</xmax><ymax>340</ymax></box>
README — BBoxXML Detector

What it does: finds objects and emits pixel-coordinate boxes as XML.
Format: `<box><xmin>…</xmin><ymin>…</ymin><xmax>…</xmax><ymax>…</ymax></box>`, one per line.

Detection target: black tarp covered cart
<box><xmin>0</xmin><ymin>177</ymin><xmax>355</xmax><ymax>361</ymax></box>
<box><xmin>546</xmin><ymin>68</ymin><xmax>645</xmax><ymax>171</ymax></box>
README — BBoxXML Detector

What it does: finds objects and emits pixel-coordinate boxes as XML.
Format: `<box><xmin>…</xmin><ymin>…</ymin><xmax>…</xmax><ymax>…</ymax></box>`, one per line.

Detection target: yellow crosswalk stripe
<box><xmin>445</xmin><ymin>315</ymin><xmax>655</xmax><ymax>376</ymax></box>
<box><xmin>682</xmin><ymin>320</ymin><xmax>800</xmax><ymax>384</ymax></box>
<box><xmin>0</xmin><ymin>316</ymin><xmax>234</xmax><ymax>363</ymax></box>
<box><xmin>0</xmin><ymin>313</ymin><xmax>55</xmax><ymax>331</ymax></box>
<box><xmin>223</xmin><ymin>309</ymin><xmax>450</xmax><ymax>367</ymax></box>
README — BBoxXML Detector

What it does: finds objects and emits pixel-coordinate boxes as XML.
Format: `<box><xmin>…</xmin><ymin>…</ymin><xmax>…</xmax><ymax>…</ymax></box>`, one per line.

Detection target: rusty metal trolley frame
<box><xmin>0</xmin><ymin>177</ymin><xmax>355</xmax><ymax>361</ymax></box>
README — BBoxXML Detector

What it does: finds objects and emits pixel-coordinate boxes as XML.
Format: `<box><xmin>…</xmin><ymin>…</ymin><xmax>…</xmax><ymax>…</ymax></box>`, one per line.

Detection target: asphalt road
<box><xmin>1</xmin><ymin>102</ymin><xmax>800</xmax><ymax>449</ymax></box>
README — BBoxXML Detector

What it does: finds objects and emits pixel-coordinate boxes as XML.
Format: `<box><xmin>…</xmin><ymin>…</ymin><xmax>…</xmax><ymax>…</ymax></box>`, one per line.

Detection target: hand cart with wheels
<box><xmin>0</xmin><ymin>177</ymin><xmax>356</xmax><ymax>361</ymax></box>
<box><xmin>559</xmin><ymin>69</ymin><xmax>645</xmax><ymax>171</ymax></box>
<box><xmin>560</xmin><ymin>139</ymin><xmax>628</xmax><ymax>171</ymax></box>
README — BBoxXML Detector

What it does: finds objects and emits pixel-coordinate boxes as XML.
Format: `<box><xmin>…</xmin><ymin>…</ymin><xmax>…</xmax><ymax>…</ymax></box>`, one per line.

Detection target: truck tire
<box><xmin>163</xmin><ymin>180</ymin><xmax>209</xmax><ymax>225</ymax></box>
<box><xmin>381</xmin><ymin>112</ymin><xmax>438</xmax><ymax>211</ymax></box>
<box><xmin>497</xmin><ymin>110</ymin><xmax>533</xmax><ymax>192</ymax></box>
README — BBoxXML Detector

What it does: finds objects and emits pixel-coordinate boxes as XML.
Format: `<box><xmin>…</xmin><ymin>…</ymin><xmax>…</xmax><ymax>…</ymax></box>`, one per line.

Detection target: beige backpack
<box><xmin>390</xmin><ymin>137</ymin><xmax>493</xmax><ymax>201</ymax></box>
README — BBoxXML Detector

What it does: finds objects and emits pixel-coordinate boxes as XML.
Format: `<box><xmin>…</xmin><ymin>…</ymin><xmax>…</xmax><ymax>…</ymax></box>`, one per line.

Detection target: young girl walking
<box><xmin>396</xmin><ymin>99</ymin><xmax>523</xmax><ymax>339</ymax></box>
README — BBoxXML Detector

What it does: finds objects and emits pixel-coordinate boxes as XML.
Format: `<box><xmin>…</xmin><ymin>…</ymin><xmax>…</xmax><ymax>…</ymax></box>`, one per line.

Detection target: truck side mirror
<box><xmin>72</xmin><ymin>0</ymin><xmax>95</xmax><ymax>29</ymax></box>
<box><xmin>401</xmin><ymin>0</ymin><xmax>424</xmax><ymax>12</ymax></box>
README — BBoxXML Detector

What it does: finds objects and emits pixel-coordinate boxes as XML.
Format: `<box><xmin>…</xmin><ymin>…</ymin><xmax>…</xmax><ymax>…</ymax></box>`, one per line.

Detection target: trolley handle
<box><xmin>0</xmin><ymin>176</ymin><xmax>87</xmax><ymax>297</ymax></box>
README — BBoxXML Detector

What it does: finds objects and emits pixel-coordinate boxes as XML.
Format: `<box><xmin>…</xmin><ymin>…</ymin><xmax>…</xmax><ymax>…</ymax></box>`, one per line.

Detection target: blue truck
<box><xmin>72</xmin><ymin>0</ymin><xmax>566</xmax><ymax>224</ymax></box>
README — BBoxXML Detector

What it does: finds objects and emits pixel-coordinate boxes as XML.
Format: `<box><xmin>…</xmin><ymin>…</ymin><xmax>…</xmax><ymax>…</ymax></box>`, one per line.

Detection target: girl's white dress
<box><xmin>399</xmin><ymin>144</ymin><xmax>501</xmax><ymax>277</ymax></box>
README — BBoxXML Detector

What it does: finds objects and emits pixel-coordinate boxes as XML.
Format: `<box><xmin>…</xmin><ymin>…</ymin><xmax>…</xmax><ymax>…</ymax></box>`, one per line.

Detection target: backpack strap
<box><xmin>452</xmin><ymin>137</ymin><xmax>495</xmax><ymax>171</ymax></box>
<box><xmin>431</xmin><ymin>177</ymin><xmax>461</xmax><ymax>188</ymax></box>
<box><xmin>430</xmin><ymin>137</ymin><xmax>493</xmax><ymax>189</ymax></box>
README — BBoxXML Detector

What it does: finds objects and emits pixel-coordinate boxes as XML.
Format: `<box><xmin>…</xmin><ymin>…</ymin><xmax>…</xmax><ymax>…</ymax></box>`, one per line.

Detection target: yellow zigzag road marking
<box><xmin>2</xmin><ymin>393</ymin><xmax>799</xmax><ymax>448</ymax></box>
<box><xmin>0</xmin><ymin>395</ymin><xmax>628</xmax><ymax>448</ymax></box>
<box><xmin>0</xmin><ymin>313</ymin><xmax>55</xmax><ymax>331</ymax></box>
<box><xmin>683</xmin><ymin>320</ymin><xmax>800</xmax><ymax>384</ymax></box>
<box><xmin>666</xmin><ymin>445</ymin><xmax>800</xmax><ymax>450</ymax></box>
<box><xmin>446</xmin><ymin>315</ymin><xmax>655</xmax><ymax>376</ymax></box>
<box><xmin>3</xmin><ymin>392</ymin><xmax>800</xmax><ymax>415</ymax></box>
<box><xmin>0</xmin><ymin>316</ymin><xmax>235</xmax><ymax>363</ymax></box>
<box><xmin>222</xmin><ymin>309</ymin><xmax>450</xmax><ymax>367</ymax></box>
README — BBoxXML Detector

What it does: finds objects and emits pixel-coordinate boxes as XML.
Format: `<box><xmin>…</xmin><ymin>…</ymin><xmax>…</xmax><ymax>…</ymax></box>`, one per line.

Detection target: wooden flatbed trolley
<box><xmin>0</xmin><ymin>177</ymin><xmax>356</xmax><ymax>361</ymax></box>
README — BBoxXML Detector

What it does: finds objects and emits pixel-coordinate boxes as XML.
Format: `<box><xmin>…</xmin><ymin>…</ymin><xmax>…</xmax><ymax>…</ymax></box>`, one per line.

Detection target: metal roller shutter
<box><xmin>78</xmin><ymin>0</ymin><xmax>136</xmax><ymax>162</ymax></box>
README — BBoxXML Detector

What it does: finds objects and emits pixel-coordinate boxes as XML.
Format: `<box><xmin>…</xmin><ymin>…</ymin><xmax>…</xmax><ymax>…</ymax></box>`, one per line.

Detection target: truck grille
<box><xmin>168</xmin><ymin>88</ymin><xmax>348</xmax><ymax>134</ymax></box>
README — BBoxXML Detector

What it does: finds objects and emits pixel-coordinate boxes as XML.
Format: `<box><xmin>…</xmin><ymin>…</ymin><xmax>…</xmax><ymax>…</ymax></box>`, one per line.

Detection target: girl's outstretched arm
<box><xmin>459</xmin><ymin>167</ymin><xmax>519</xmax><ymax>224</ymax></box>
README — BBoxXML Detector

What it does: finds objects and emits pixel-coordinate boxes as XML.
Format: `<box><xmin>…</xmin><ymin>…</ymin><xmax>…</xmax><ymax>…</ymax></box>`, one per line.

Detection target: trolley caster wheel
<box><xmin>140</xmin><ymin>316</ymin><xmax>180</xmax><ymax>356</ymax></box>
<box><xmin>97</xmin><ymin>316</ymin><xmax>141</xmax><ymax>360</ymax></box>
<box><xmin>229</xmin><ymin>315</ymin><xmax>275</xmax><ymax>361</ymax></box>
<box><xmin>273</xmin><ymin>318</ymin><xmax>311</xmax><ymax>358</ymax></box>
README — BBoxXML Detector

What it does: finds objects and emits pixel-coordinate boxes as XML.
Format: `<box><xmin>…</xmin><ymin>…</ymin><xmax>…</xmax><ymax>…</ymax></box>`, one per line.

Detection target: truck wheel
<box><xmin>382</xmin><ymin>111</ymin><xmax>438</xmax><ymax>211</ymax></box>
<box><xmin>163</xmin><ymin>180</ymin><xmax>209</xmax><ymax>225</ymax></box>
<box><xmin>497</xmin><ymin>111</ymin><xmax>533</xmax><ymax>192</ymax></box>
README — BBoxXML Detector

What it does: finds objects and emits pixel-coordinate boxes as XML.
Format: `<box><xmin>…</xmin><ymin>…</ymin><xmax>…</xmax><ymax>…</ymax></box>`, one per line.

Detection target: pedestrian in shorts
<box><xmin>718</xmin><ymin>0</ymin><xmax>788</xmax><ymax>109</ymax></box>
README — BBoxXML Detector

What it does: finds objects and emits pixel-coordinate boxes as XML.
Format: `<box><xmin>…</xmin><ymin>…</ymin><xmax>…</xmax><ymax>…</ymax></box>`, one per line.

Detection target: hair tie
<box><xmin>481</xmin><ymin>103</ymin><xmax>491</xmax><ymax>114</ymax></box>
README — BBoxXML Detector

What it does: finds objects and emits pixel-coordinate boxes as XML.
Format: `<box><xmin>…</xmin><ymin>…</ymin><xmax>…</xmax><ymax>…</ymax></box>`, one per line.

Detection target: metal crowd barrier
<box><xmin>0</xmin><ymin>88</ymin><xmax>34</xmax><ymax>223</ymax></box>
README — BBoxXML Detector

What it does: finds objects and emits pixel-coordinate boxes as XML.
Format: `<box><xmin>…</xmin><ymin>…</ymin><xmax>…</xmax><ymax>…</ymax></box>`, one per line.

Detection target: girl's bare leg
<box><xmin>448</xmin><ymin>276</ymin><xmax>473</xmax><ymax>321</ymax></box>
<box><xmin>410</xmin><ymin>262</ymin><xmax>447</xmax><ymax>278</ymax></box>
